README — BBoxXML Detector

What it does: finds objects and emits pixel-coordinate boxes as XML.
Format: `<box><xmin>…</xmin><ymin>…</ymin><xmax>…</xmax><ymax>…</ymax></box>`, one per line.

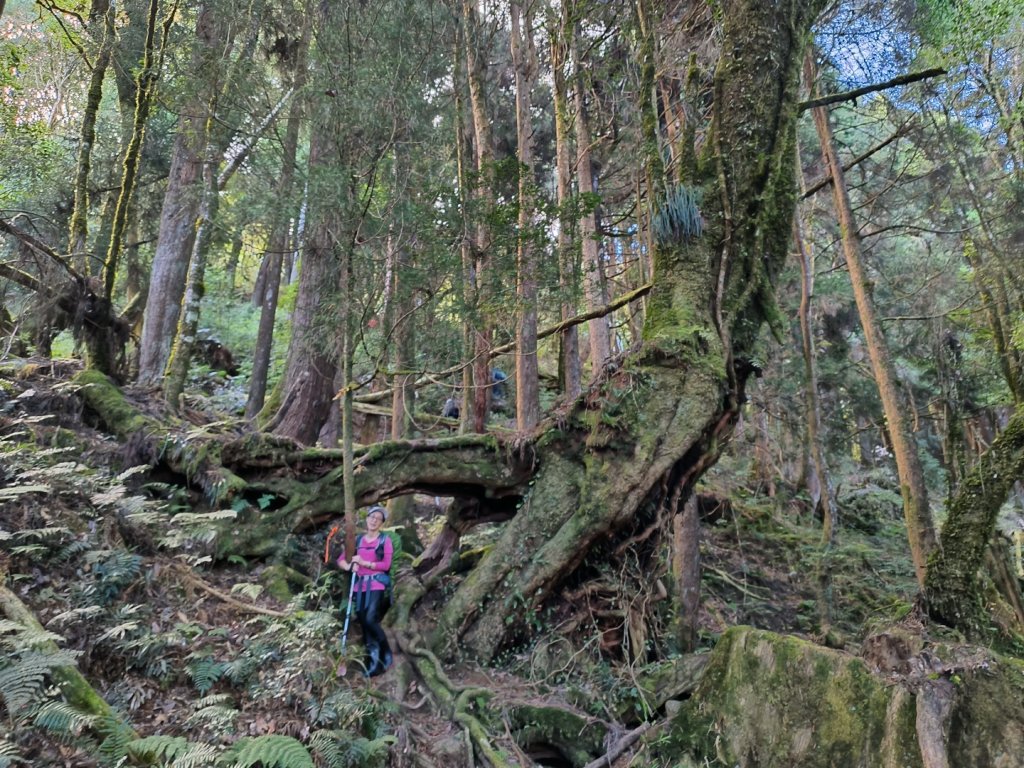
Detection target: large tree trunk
<box><xmin>430</xmin><ymin>0</ymin><xmax>824</xmax><ymax>662</ymax></box>
<box><xmin>137</xmin><ymin>3</ymin><xmax>221</xmax><ymax>385</ymax></box>
<box><xmin>808</xmin><ymin>57</ymin><xmax>937</xmax><ymax>588</ymax></box>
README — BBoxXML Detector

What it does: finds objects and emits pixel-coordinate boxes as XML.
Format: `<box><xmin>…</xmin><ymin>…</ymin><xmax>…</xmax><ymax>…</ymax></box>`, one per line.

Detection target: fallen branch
<box><xmin>168</xmin><ymin>562</ymin><xmax>289</xmax><ymax>618</ymax></box>
<box><xmin>581</xmin><ymin>721</ymin><xmax>653</xmax><ymax>768</ymax></box>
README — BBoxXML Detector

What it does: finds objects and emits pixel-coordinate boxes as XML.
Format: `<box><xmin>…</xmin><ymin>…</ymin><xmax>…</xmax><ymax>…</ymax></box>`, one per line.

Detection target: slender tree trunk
<box><xmin>246</xmin><ymin>21</ymin><xmax>309</xmax><ymax>420</ymax></box>
<box><xmin>462</xmin><ymin>0</ymin><xmax>496</xmax><ymax>432</ymax></box>
<box><xmin>69</xmin><ymin>2</ymin><xmax>115</xmax><ymax>271</ymax></box>
<box><xmin>808</xmin><ymin>55</ymin><xmax>937</xmax><ymax>587</ymax></box>
<box><xmin>453</xmin><ymin>28</ymin><xmax>475</xmax><ymax>432</ymax></box>
<box><xmin>550</xmin><ymin>1</ymin><xmax>581</xmax><ymax>400</ymax></box>
<box><xmin>571</xmin><ymin>29</ymin><xmax>611</xmax><ymax>374</ymax></box>
<box><xmin>511</xmin><ymin>0</ymin><xmax>540</xmax><ymax>429</ymax></box>
<box><xmin>794</xmin><ymin>212</ymin><xmax>837</xmax><ymax>634</ymax></box>
<box><xmin>163</xmin><ymin>129</ymin><xmax>219</xmax><ymax>408</ymax></box>
<box><xmin>672</xmin><ymin>492</ymin><xmax>700</xmax><ymax>653</ymax></box>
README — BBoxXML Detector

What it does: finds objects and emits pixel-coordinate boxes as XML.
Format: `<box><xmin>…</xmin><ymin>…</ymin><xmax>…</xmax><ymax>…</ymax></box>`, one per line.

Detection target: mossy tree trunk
<box><xmin>925</xmin><ymin>407</ymin><xmax>1024</xmax><ymax>636</ymax></box>
<box><xmin>431</xmin><ymin>0</ymin><xmax>824</xmax><ymax>662</ymax></box>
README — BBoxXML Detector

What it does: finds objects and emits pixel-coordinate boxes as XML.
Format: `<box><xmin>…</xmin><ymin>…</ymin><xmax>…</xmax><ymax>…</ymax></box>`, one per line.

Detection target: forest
<box><xmin>1</xmin><ymin>0</ymin><xmax>1024</xmax><ymax>765</ymax></box>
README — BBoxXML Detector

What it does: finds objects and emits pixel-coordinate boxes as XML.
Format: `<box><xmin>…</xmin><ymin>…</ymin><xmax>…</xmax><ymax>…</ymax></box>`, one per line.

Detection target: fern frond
<box><xmin>126</xmin><ymin>734</ymin><xmax>191</xmax><ymax>763</ymax></box>
<box><xmin>308</xmin><ymin>730</ymin><xmax>392</xmax><ymax>768</ymax></box>
<box><xmin>33</xmin><ymin>700</ymin><xmax>98</xmax><ymax>736</ymax></box>
<box><xmin>47</xmin><ymin>605</ymin><xmax>104</xmax><ymax>627</ymax></box>
<box><xmin>188</xmin><ymin>657</ymin><xmax>227</xmax><ymax>694</ymax></box>
<box><xmin>96</xmin><ymin>620</ymin><xmax>141</xmax><ymax>644</ymax></box>
<box><xmin>116</xmin><ymin>465</ymin><xmax>151</xmax><ymax>483</ymax></box>
<box><xmin>12</xmin><ymin>526</ymin><xmax>65</xmax><ymax>541</ymax></box>
<box><xmin>0</xmin><ymin>620</ymin><xmax>64</xmax><ymax>650</ymax></box>
<box><xmin>223</xmin><ymin>735</ymin><xmax>314</xmax><ymax>768</ymax></box>
<box><xmin>0</xmin><ymin>485</ymin><xmax>51</xmax><ymax>500</ymax></box>
<box><xmin>194</xmin><ymin>693</ymin><xmax>234</xmax><ymax>709</ymax></box>
<box><xmin>0</xmin><ymin>648</ymin><xmax>79</xmax><ymax>715</ymax></box>
<box><xmin>96</xmin><ymin>715</ymin><xmax>136</xmax><ymax>763</ymax></box>
<box><xmin>171</xmin><ymin>742</ymin><xmax>222</xmax><ymax>768</ymax></box>
<box><xmin>55</xmin><ymin>538</ymin><xmax>91</xmax><ymax>564</ymax></box>
<box><xmin>230</xmin><ymin>583</ymin><xmax>264</xmax><ymax>601</ymax></box>
<box><xmin>0</xmin><ymin>737</ymin><xmax>26</xmax><ymax>767</ymax></box>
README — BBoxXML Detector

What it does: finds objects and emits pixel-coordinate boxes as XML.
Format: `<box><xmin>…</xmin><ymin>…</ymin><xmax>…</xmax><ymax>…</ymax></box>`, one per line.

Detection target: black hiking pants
<box><xmin>355</xmin><ymin>589</ymin><xmax>391</xmax><ymax>674</ymax></box>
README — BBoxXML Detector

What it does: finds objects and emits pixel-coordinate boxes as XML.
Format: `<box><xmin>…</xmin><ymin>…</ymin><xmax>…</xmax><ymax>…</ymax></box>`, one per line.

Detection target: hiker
<box><xmin>337</xmin><ymin>505</ymin><xmax>394</xmax><ymax>677</ymax></box>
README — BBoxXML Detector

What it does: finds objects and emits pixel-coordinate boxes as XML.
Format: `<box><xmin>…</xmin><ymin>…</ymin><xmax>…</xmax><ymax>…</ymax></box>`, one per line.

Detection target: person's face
<box><xmin>366</xmin><ymin>510</ymin><xmax>385</xmax><ymax>531</ymax></box>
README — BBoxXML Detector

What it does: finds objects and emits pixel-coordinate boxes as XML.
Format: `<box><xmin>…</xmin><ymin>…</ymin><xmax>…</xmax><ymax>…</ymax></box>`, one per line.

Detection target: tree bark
<box><xmin>550</xmin><ymin>1</ymin><xmax>582</xmax><ymax>400</ymax></box>
<box><xmin>462</xmin><ymin>0</ymin><xmax>497</xmax><ymax>433</ymax></box>
<box><xmin>246</xmin><ymin>20</ymin><xmax>309</xmax><ymax>420</ymax></box>
<box><xmin>926</xmin><ymin>407</ymin><xmax>1024</xmax><ymax>636</ymax></box>
<box><xmin>137</xmin><ymin>2</ymin><xmax>222</xmax><ymax>385</ymax></box>
<box><xmin>808</xmin><ymin>54</ymin><xmax>937</xmax><ymax>588</ymax></box>
<box><xmin>511</xmin><ymin>0</ymin><xmax>540</xmax><ymax>430</ymax></box>
<box><xmin>571</xmin><ymin>28</ymin><xmax>611</xmax><ymax>374</ymax></box>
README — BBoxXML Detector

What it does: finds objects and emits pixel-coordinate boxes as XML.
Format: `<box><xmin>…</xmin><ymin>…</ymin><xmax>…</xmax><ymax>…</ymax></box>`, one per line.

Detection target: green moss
<box><xmin>74</xmin><ymin>368</ymin><xmax>154</xmax><ymax>436</ymax></box>
<box><xmin>507</xmin><ymin>704</ymin><xmax>606</xmax><ymax>767</ymax></box>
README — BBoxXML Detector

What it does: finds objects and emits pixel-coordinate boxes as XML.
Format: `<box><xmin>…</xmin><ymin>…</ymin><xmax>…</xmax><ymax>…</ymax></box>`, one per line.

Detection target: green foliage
<box><xmin>33</xmin><ymin>701</ymin><xmax>97</xmax><ymax>737</ymax></box>
<box><xmin>652</xmin><ymin>185</ymin><xmax>703</xmax><ymax>244</ymax></box>
<box><xmin>222</xmin><ymin>735</ymin><xmax>315</xmax><ymax>768</ymax></box>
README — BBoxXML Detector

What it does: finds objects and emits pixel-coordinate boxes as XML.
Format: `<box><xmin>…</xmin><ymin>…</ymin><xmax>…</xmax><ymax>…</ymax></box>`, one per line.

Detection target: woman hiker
<box><xmin>337</xmin><ymin>505</ymin><xmax>394</xmax><ymax>677</ymax></box>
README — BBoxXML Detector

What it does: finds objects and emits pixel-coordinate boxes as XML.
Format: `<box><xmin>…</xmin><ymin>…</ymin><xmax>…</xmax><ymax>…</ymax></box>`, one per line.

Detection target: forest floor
<box><xmin>0</xmin><ymin>360</ymin><xmax>921</xmax><ymax>767</ymax></box>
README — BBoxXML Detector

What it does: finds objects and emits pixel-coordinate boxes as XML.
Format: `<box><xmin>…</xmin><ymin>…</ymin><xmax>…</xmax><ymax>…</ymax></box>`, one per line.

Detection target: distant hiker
<box><xmin>442</xmin><ymin>396</ymin><xmax>460</xmax><ymax>419</ymax></box>
<box><xmin>491</xmin><ymin>368</ymin><xmax>507</xmax><ymax>402</ymax></box>
<box><xmin>336</xmin><ymin>505</ymin><xmax>394</xmax><ymax>677</ymax></box>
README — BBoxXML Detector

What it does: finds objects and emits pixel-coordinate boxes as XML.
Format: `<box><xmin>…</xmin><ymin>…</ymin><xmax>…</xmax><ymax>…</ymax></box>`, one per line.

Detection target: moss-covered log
<box><xmin>925</xmin><ymin>407</ymin><xmax>1024</xmax><ymax>637</ymax></box>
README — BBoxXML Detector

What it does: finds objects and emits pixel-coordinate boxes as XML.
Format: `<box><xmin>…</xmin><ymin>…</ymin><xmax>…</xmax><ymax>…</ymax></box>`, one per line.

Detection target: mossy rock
<box><xmin>506</xmin><ymin>703</ymin><xmax>606</xmax><ymax>767</ymax></box>
<box><xmin>649</xmin><ymin>626</ymin><xmax>1024</xmax><ymax>768</ymax></box>
<box><xmin>258</xmin><ymin>564</ymin><xmax>310</xmax><ymax>602</ymax></box>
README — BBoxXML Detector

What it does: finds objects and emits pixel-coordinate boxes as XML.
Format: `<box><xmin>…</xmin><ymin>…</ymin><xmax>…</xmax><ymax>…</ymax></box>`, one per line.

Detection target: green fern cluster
<box><xmin>652</xmin><ymin>184</ymin><xmax>703</xmax><ymax>244</ymax></box>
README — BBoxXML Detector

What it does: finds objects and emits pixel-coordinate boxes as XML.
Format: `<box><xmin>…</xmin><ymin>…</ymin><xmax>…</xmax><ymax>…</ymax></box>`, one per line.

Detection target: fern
<box><xmin>126</xmin><ymin>734</ymin><xmax>191</xmax><ymax>764</ymax></box>
<box><xmin>170</xmin><ymin>742</ymin><xmax>222</xmax><ymax>768</ymax></box>
<box><xmin>230</xmin><ymin>582</ymin><xmax>264</xmax><ymax>601</ymax></box>
<box><xmin>308</xmin><ymin>730</ymin><xmax>392</xmax><ymax>768</ymax></box>
<box><xmin>0</xmin><ymin>648</ymin><xmax>79</xmax><ymax>715</ymax></box>
<box><xmin>47</xmin><ymin>605</ymin><xmax>104</xmax><ymax>627</ymax></box>
<box><xmin>33</xmin><ymin>700</ymin><xmax>97</xmax><ymax>736</ymax></box>
<box><xmin>222</xmin><ymin>735</ymin><xmax>314</xmax><ymax>768</ymax></box>
<box><xmin>188</xmin><ymin>657</ymin><xmax>227</xmax><ymax>694</ymax></box>
<box><xmin>0</xmin><ymin>737</ymin><xmax>25</xmax><ymax>767</ymax></box>
<box><xmin>96</xmin><ymin>714</ymin><xmax>138</xmax><ymax>764</ymax></box>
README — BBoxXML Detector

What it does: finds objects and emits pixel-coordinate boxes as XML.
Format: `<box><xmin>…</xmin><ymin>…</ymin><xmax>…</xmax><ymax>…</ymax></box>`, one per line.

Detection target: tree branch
<box><xmin>798</xmin><ymin>68</ymin><xmax>946</xmax><ymax>112</ymax></box>
<box><xmin>355</xmin><ymin>283</ymin><xmax>653</xmax><ymax>404</ymax></box>
<box><xmin>0</xmin><ymin>217</ymin><xmax>79</xmax><ymax>281</ymax></box>
<box><xmin>802</xmin><ymin>127</ymin><xmax>907</xmax><ymax>199</ymax></box>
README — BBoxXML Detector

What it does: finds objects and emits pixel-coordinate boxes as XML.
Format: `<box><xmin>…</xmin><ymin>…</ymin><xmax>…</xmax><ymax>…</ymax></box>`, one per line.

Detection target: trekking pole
<box><xmin>336</xmin><ymin>573</ymin><xmax>357</xmax><ymax>676</ymax></box>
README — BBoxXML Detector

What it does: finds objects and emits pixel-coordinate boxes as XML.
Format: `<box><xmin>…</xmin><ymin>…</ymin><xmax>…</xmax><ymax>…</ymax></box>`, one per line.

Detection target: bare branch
<box><xmin>798</xmin><ymin>68</ymin><xmax>946</xmax><ymax>112</ymax></box>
